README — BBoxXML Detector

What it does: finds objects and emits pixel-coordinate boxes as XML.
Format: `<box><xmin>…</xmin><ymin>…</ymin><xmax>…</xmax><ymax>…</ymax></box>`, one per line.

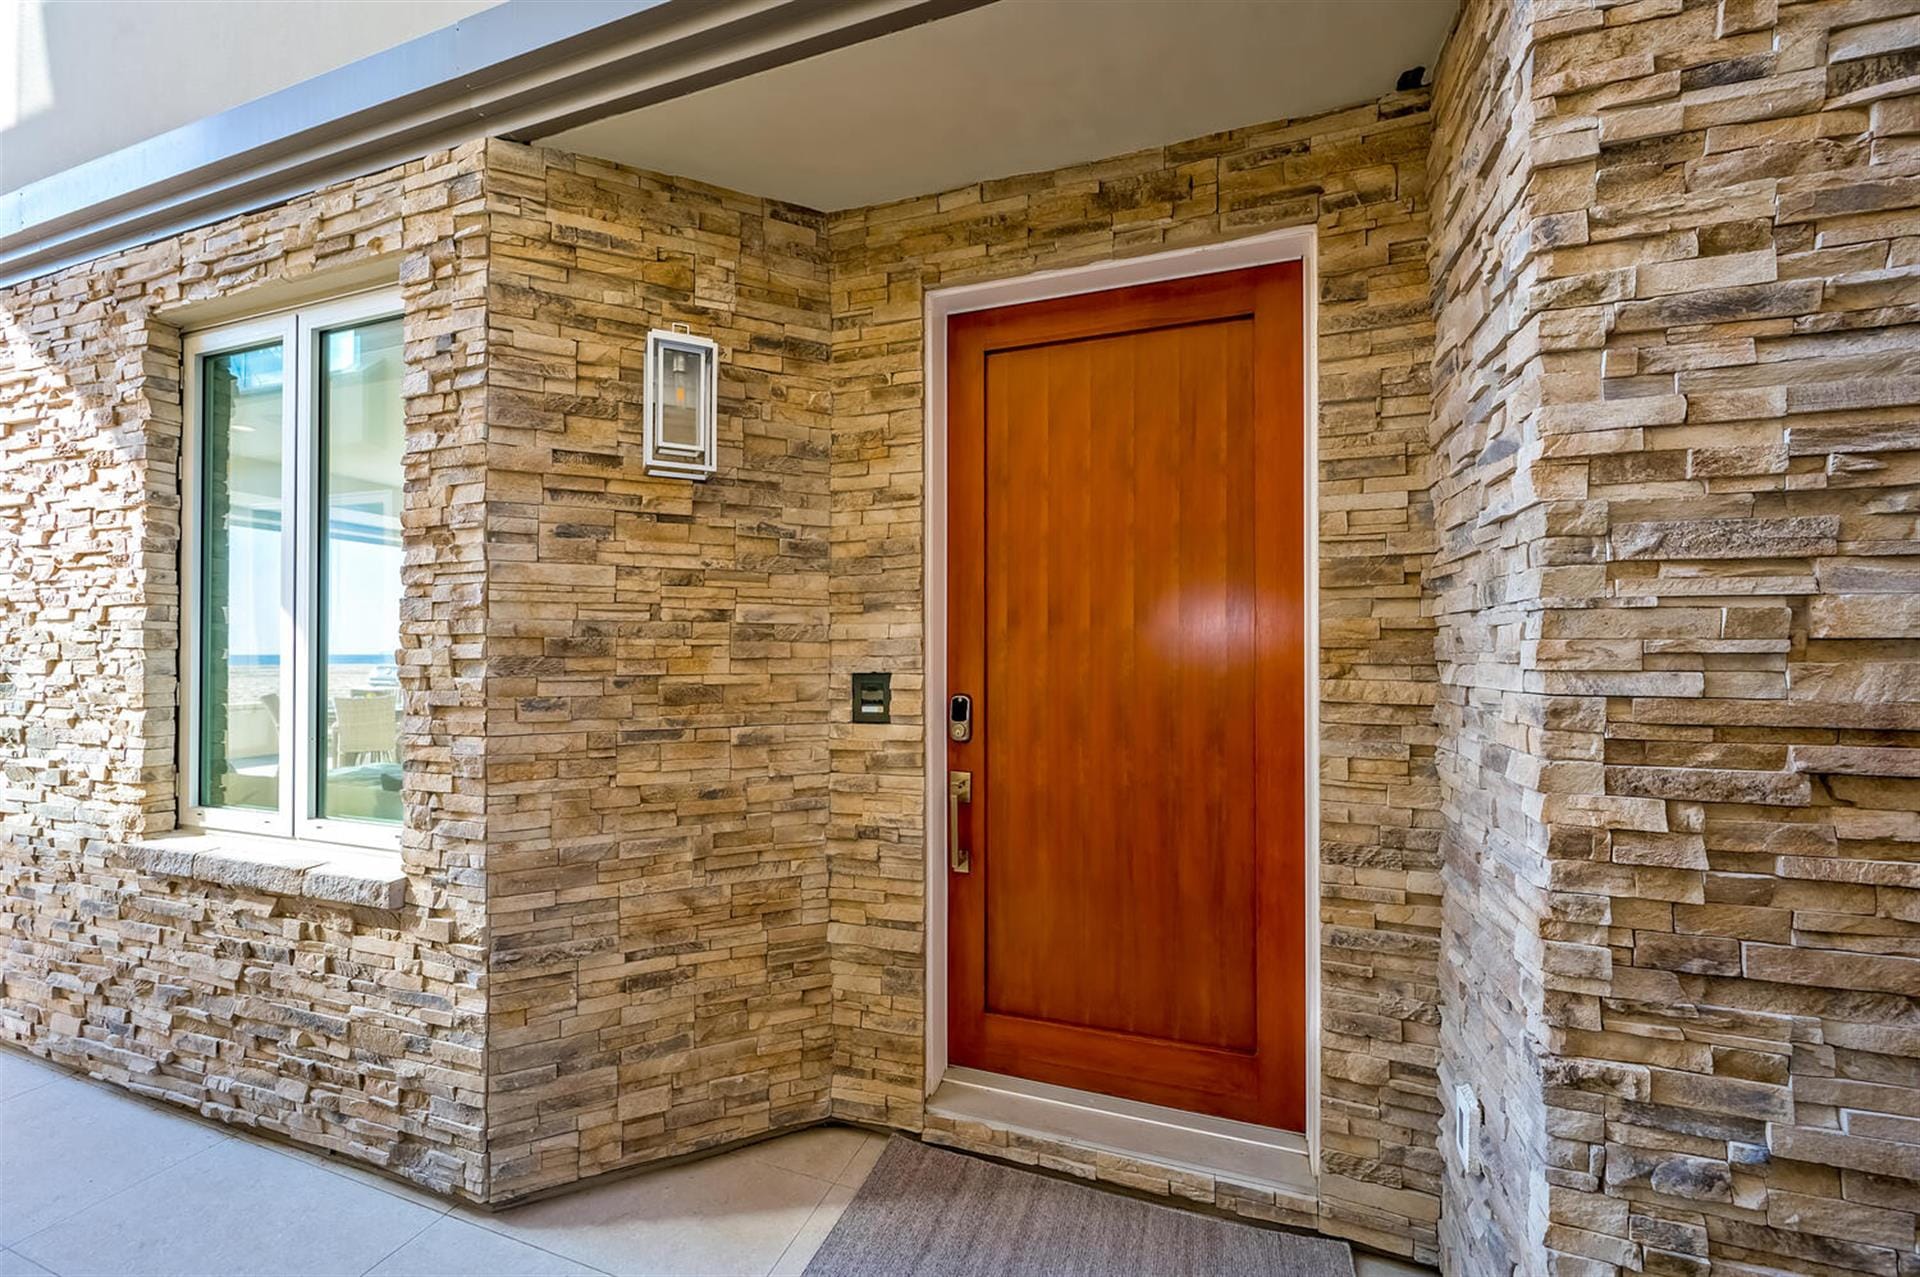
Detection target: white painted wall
<box><xmin>2</xmin><ymin>0</ymin><xmax>501</xmax><ymax>193</ymax></box>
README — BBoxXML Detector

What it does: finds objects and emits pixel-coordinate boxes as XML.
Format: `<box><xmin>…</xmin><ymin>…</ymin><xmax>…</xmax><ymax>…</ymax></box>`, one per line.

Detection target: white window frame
<box><xmin>179</xmin><ymin>288</ymin><xmax>405</xmax><ymax>852</ymax></box>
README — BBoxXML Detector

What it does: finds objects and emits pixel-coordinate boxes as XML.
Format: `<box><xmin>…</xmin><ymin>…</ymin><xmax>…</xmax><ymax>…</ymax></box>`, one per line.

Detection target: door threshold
<box><xmin>927</xmin><ymin>1067</ymin><xmax>1315</xmax><ymax>1196</ymax></box>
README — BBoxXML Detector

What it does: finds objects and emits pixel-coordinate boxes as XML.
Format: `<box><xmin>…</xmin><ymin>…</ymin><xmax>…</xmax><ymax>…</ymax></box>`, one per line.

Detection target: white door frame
<box><xmin>921</xmin><ymin>225</ymin><xmax>1323</xmax><ymax>1167</ymax></box>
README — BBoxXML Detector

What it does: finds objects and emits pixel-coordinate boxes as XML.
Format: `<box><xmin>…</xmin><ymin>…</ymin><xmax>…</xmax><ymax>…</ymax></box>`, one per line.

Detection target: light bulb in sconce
<box><xmin>646</xmin><ymin>329</ymin><xmax>717</xmax><ymax>480</ymax></box>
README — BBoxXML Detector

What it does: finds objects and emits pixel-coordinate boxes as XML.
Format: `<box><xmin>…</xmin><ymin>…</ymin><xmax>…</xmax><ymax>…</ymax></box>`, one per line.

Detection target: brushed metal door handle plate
<box><xmin>949</xmin><ymin>770</ymin><xmax>972</xmax><ymax>873</ymax></box>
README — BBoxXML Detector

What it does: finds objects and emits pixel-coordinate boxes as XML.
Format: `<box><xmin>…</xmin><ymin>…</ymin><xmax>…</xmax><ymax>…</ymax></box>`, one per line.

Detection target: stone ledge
<box><xmin>119</xmin><ymin>832</ymin><xmax>408</xmax><ymax>910</ymax></box>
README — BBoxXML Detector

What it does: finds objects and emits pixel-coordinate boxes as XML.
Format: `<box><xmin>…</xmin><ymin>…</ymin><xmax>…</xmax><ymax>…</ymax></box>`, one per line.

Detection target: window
<box><xmin>181</xmin><ymin>291</ymin><xmax>405</xmax><ymax>849</ymax></box>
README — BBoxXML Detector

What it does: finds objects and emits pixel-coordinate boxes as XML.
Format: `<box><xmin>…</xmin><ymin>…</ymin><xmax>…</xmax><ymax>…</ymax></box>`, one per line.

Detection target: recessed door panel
<box><xmin>947</xmin><ymin>263</ymin><xmax>1307</xmax><ymax>1130</ymax></box>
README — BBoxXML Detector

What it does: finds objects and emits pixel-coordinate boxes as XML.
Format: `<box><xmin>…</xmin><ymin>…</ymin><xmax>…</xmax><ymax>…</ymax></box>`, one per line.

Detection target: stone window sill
<box><xmin>122</xmin><ymin>831</ymin><xmax>408</xmax><ymax>910</ymax></box>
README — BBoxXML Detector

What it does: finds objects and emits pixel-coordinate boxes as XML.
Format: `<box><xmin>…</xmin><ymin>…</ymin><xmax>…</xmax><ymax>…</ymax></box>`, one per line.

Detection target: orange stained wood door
<box><xmin>946</xmin><ymin>262</ymin><xmax>1307</xmax><ymax>1131</ymax></box>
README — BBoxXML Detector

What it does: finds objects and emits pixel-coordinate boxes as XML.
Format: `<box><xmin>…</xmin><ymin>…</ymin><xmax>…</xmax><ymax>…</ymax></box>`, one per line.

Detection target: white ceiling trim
<box><xmin>0</xmin><ymin>0</ymin><xmax>992</xmax><ymax>287</ymax></box>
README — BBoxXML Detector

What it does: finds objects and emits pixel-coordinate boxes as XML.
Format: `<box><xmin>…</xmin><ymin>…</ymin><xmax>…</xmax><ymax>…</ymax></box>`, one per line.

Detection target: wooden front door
<box><xmin>945</xmin><ymin>262</ymin><xmax>1307</xmax><ymax>1131</ymax></box>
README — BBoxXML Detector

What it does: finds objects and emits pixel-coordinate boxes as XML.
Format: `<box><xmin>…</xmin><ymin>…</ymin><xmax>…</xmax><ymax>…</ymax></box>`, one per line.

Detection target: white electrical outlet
<box><xmin>1454</xmin><ymin>1082</ymin><xmax>1480</xmax><ymax>1172</ymax></box>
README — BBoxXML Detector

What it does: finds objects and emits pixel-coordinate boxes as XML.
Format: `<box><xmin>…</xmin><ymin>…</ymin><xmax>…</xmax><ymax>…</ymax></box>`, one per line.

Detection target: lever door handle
<box><xmin>948</xmin><ymin>770</ymin><xmax>972</xmax><ymax>874</ymax></box>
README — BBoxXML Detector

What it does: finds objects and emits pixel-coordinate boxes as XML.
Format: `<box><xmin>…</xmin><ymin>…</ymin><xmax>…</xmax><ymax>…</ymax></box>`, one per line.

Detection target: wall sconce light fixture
<box><xmin>644</xmin><ymin>325</ymin><xmax>718</xmax><ymax>480</ymax></box>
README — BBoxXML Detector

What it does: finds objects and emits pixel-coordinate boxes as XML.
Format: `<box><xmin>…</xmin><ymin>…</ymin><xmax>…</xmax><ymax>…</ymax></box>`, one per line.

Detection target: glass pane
<box><xmin>657</xmin><ymin>341</ymin><xmax>705</xmax><ymax>451</ymax></box>
<box><xmin>200</xmin><ymin>342</ymin><xmax>285</xmax><ymax>811</ymax></box>
<box><xmin>316</xmin><ymin>317</ymin><xmax>405</xmax><ymax>825</ymax></box>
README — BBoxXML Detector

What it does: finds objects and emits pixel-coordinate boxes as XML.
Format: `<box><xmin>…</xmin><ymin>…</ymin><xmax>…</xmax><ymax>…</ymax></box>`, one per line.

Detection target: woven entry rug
<box><xmin>804</xmin><ymin>1136</ymin><xmax>1356</xmax><ymax>1277</ymax></box>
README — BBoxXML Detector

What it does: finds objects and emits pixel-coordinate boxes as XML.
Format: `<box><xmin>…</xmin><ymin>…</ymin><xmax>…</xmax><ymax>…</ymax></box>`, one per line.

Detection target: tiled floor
<box><xmin>0</xmin><ymin>1049</ymin><xmax>1433</xmax><ymax>1276</ymax></box>
<box><xmin>0</xmin><ymin>1050</ymin><xmax>874</xmax><ymax>1277</ymax></box>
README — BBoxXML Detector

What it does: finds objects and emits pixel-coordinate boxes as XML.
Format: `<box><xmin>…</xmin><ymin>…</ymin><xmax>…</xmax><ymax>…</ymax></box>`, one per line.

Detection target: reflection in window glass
<box><xmin>200</xmin><ymin>342</ymin><xmax>284</xmax><ymax>810</ymax></box>
<box><xmin>316</xmin><ymin>317</ymin><xmax>404</xmax><ymax>824</ymax></box>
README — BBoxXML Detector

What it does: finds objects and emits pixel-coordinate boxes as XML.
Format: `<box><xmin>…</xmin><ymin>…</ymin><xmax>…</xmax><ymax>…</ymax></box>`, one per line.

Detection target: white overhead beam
<box><xmin>0</xmin><ymin>0</ymin><xmax>991</xmax><ymax>287</ymax></box>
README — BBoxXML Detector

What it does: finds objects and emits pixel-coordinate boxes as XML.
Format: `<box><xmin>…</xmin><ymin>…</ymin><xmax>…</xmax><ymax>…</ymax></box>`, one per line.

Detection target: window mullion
<box><xmin>281</xmin><ymin>314</ymin><xmax>306</xmax><ymax>837</ymax></box>
<box><xmin>178</xmin><ymin>342</ymin><xmax>203</xmax><ymax>827</ymax></box>
<box><xmin>180</xmin><ymin>289</ymin><xmax>404</xmax><ymax>853</ymax></box>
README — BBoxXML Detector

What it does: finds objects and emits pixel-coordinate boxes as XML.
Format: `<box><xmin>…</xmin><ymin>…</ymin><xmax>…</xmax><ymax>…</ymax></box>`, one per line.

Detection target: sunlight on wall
<box><xmin>2</xmin><ymin>1</ymin><xmax>54</xmax><ymax>133</ymax></box>
<box><xmin>0</xmin><ymin>0</ymin><xmax>501</xmax><ymax>193</ymax></box>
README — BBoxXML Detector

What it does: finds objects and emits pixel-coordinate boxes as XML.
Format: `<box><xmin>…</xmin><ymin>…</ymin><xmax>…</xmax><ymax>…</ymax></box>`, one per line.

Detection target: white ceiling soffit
<box><xmin>0</xmin><ymin>0</ymin><xmax>994</xmax><ymax>287</ymax></box>
<box><xmin>538</xmin><ymin>0</ymin><xmax>1460</xmax><ymax>212</ymax></box>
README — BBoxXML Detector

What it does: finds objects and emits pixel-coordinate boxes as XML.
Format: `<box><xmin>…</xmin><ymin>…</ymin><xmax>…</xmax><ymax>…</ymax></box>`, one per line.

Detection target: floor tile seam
<box><xmin>452</xmin><ymin>1159</ymin><xmax>835</xmax><ymax>1276</ymax></box>
<box><xmin>448</xmin><ymin>1202</ymin><xmax>646</xmax><ymax>1272</ymax></box>
<box><xmin>0</xmin><ymin>1076</ymin><xmax>59</xmax><ymax>1102</ymax></box>
<box><xmin>762</xmin><ymin>1187</ymin><xmax>844</xmax><ymax>1277</ymax></box>
<box><xmin>3</xmin><ymin>1048</ymin><xmax>464</xmax><ymax>1217</ymax></box>
<box><xmin>6</xmin><ymin>1133</ymin><xmax>234</xmax><ymax>1255</ymax></box>
<box><xmin>434</xmin><ymin>1214</ymin><xmax>620</xmax><ymax>1277</ymax></box>
<box><xmin>744</xmin><ymin>1158</ymin><xmax>857</xmax><ymax>1189</ymax></box>
<box><xmin>355</xmin><ymin>1212</ymin><xmax>445</xmax><ymax>1277</ymax></box>
<box><xmin>255</xmin><ymin>1137</ymin><xmax>461</xmax><ymax>1216</ymax></box>
<box><xmin>0</xmin><ymin>1247</ymin><xmax>56</xmax><ymax>1277</ymax></box>
<box><xmin>0</xmin><ymin>1075</ymin><xmax>82</xmax><ymax>1110</ymax></box>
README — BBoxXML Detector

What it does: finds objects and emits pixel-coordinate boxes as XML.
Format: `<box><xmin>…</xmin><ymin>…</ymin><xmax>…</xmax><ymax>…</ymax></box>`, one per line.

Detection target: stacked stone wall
<box><xmin>1428</xmin><ymin>0</ymin><xmax>1559</xmax><ymax>1270</ymax></box>
<box><xmin>828</xmin><ymin>91</ymin><xmax>1446</xmax><ymax>1259</ymax></box>
<box><xmin>478</xmin><ymin>142</ymin><xmax>837</xmax><ymax>1200</ymax></box>
<box><xmin>0</xmin><ymin>144</ymin><xmax>493</xmax><ymax>1198</ymax></box>
<box><xmin>23</xmin><ymin>16</ymin><xmax>1917</xmax><ymax>1262</ymax></box>
<box><xmin>1429</xmin><ymin>0</ymin><xmax>1920</xmax><ymax>1271</ymax></box>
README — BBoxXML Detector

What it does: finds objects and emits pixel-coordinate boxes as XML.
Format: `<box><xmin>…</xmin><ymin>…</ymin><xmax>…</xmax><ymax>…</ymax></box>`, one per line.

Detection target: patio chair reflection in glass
<box><xmin>331</xmin><ymin>690</ymin><xmax>398</xmax><ymax>767</ymax></box>
<box><xmin>323</xmin><ymin>689</ymin><xmax>403</xmax><ymax>824</ymax></box>
<box><xmin>214</xmin><ymin>690</ymin><xmax>280</xmax><ymax>810</ymax></box>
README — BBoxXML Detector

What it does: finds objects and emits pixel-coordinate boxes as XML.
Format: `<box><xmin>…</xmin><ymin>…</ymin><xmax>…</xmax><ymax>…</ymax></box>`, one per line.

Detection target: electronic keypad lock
<box><xmin>948</xmin><ymin>694</ymin><xmax>972</xmax><ymax>743</ymax></box>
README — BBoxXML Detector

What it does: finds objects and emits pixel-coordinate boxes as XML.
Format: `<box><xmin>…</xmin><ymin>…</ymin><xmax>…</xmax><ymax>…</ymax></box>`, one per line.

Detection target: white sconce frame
<box><xmin>644</xmin><ymin>326</ymin><xmax>719</xmax><ymax>480</ymax></box>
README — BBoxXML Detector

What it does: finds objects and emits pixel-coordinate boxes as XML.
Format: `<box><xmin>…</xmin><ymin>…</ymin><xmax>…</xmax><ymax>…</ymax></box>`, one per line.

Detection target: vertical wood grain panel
<box><xmin>949</xmin><ymin>264</ymin><xmax>1305</xmax><ymax>1128</ymax></box>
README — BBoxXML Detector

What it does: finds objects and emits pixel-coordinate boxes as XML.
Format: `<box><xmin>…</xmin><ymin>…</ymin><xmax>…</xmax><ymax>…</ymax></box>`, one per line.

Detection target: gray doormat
<box><xmin>805</xmin><ymin>1137</ymin><xmax>1355</xmax><ymax>1276</ymax></box>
